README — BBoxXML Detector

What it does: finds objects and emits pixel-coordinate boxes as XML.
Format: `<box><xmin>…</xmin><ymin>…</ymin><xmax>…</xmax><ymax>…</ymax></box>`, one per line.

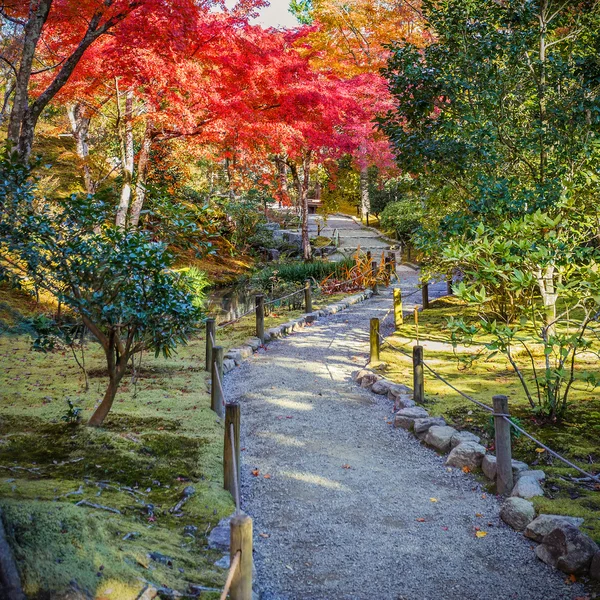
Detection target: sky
<box><xmin>255</xmin><ymin>2</ymin><xmax>300</xmax><ymax>28</ymax></box>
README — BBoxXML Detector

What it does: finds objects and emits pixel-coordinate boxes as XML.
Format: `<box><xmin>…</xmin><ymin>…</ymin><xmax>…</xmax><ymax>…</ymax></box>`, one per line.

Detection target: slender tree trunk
<box><xmin>115</xmin><ymin>89</ymin><xmax>134</xmax><ymax>228</ymax></box>
<box><xmin>301</xmin><ymin>151</ymin><xmax>312</xmax><ymax>261</ymax></box>
<box><xmin>67</xmin><ymin>103</ymin><xmax>94</xmax><ymax>194</ymax></box>
<box><xmin>129</xmin><ymin>123</ymin><xmax>153</xmax><ymax>228</ymax></box>
<box><xmin>88</xmin><ymin>350</ymin><xmax>127</xmax><ymax>427</ymax></box>
<box><xmin>0</xmin><ymin>80</ymin><xmax>15</xmax><ymax>125</ymax></box>
<box><xmin>275</xmin><ymin>156</ymin><xmax>288</xmax><ymax>207</ymax></box>
<box><xmin>360</xmin><ymin>164</ymin><xmax>370</xmax><ymax>220</ymax></box>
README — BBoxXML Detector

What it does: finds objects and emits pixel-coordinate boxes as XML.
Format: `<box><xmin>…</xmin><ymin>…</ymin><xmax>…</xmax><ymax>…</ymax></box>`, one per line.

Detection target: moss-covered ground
<box><xmin>0</xmin><ymin>285</ymin><xmax>356</xmax><ymax>599</ymax></box>
<box><xmin>377</xmin><ymin>296</ymin><xmax>600</xmax><ymax>543</ymax></box>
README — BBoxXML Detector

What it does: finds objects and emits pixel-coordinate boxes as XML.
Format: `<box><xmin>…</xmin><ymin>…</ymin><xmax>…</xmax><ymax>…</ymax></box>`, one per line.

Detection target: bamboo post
<box><xmin>371</xmin><ymin>260</ymin><xmax>378</xmax><ymax>295</ymax></box>
<box><xmin>413</xmin><ymin>345</ymin><xmax>424</xmax><ymax>404</ymax></box>
<box><xmin>224</xmin><ymin>402</ymin><xmax>240</xmax><ymax>498</ymax></box>
<box><xmin>205</xmin><ymin>318</ymin><xmax>216</xmax><ymax>372</ymax></box>
<box><xmin>211</xmin><ymin>346</ymin><xmax>224</xmax><ymax>417</ymax></box>
<box><xmin>255</xmin><ymin>295</ymin><xmax>265</xmax><ymax>343</ymax></box>
<box><xmin>370</xmin><ymin>318</ymin><xmax>380</xmax><ymax>363</ymax></box>
<box><xmin>304</xmin><ymin>279</ymin><xmax>312</xmax><ymax>313</ymax></box>
<box><xmin>493</xmin><ymin>395</ymin><xmax>514</xmax><ymax>495</ymax></box>
<box><xmin>421</xmin><ymin>282</ymin><xmax>429</xmax><ymax>309</ymax></box>
<box><xmin>230</xmin><ymin>513</ymin><xmax>253</xmax><ymax>600</ymax></box>
<box><xmin>393</xmin><ymin>288</ymin><xmax>403</xmax><ymax>329</ymax></box>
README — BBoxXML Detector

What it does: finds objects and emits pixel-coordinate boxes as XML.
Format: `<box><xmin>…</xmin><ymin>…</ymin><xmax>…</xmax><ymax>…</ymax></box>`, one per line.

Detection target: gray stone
<box><xmin>482</xmin><ymin>455</ymin><xmax>529</xmax><ymax>481</ymax></box>
<box><xmin>360</xmin><ymin>373</ymin><xmax>381</xmax><ymax>388</ymax></box>
<box><xmin>387</xmin><ymin>383</ymin><xmax>412</xmax><ymax>400</ymax></box>
<box><xmin>511</xmin><ymin>475</ymin><xmax>544</xmax><ymax>499</ymax></box>
<box><xmin>239</xmin><ymin>346</ymin><xmax>253</xmax><ymax>359</ymax></box>
<box><xmin>371</xmin><ymin>380</ymin><xmax>392</xmax><ymax>395</ymax></box>
<box><xmin>225</xmin><ymin>349</ymin><xmax>242</xmax><ymax>364</ymax></box>
<box><xmin>413</xmin><ymin>417</ymin><xmax>446</xmax><ymax>438</ymax></box>
<box><xmin>355</xmin><ymin>369</ymin><xmax>371</xmax><ymax>383</ymax></box>
<box><xmin>445</xmin><ymin>442</ymin><xmax>487</xmax><ymax>469</ymax></box>
<box><xmin>208</xmin><ymin>516</ymin><xmax>231</xmax><ymax>551</ymax></box>
<box><xmin>305</xmin><ymin>311</ymin><xmax>320</xmax><ymax>324</ymax></box>
<box><xmin>266</xmin><ymin>326</ymin><xmax>282</xmax><ymax>340</ymax></box>
<box><xmin>535</xmin><ymin>524</ymin><xmax>599</xmax><ymax>575</ymax></box>
<box><xmin>394</xmin><ymin>407</ymin><xmax>429</xmax><ymax>430</ymax></box>
<box><xmin>517</xmin><ymin>470</ymin><xmax>545</xmax><ymax>482</ymax></box>
<box><xmin>450</xmin><ymin>431</ymin><xmax>481</xmax><ymax>449</ymax></box>
<box><xmin>267</xmin><ymin>249</ymin><xmax>280</xmax><ymax>261</ymax></box>
<box><xmin>245</xmin><ymin>337</ymin><xmax>262</xmax><ymax>351</ymax></box>
<box><xmin>500</xmin><ymin>497</ymin><xmax>536</xmax><ymax>531</ymax></box>
<box><xmin>214</xmin><ymin>554</ymin><xmax>230</xmax><ymax>569</ymax></box>
<box><xmin>424</xmin><ymin>426</ymin><xmax>458</xmax><ymax>453</ymax></box>
<box><xmin>393</xmin><ymin>394</ymin><xmax>416</xmax><ymax>411</ymax></box>
<box><xmin>591</xmin><ymin>551</ymin><xmax>600</xmax><ymax>580</ymax></box>
<box><xmin>525</xmin><ymin>514</ymin><xmax>586</xmax><ymax>543</ymax></box>
<box><xmin>223</xmin><ymin>359</ymin><xmax>236</xmax><ymax>374</ymax></box>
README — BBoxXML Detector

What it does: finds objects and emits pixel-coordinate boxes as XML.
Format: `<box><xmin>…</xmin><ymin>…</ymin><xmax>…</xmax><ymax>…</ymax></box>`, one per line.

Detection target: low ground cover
<box><xmin>0</xmin><ymin>285</ymin><xmax>356</xmax><ymax>598</ymax></box>
<box><xmin>378</xmin><ymin>296</ymin><xmax>600</xmax><ymax>542</ymax></box>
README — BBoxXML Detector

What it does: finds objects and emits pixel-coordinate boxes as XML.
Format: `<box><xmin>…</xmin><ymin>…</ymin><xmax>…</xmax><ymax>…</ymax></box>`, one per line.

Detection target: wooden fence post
<box><xmin>370</xmin><ymin>318</ymin><xmax>380</xmax><ymax>363</ymax></box>
<box><xmin>230</xmin><ymin>513</ymin><xmax>253</xmax><ymax>600</ymax></box>
<box><xmin>371</xmin><ymin>260</ymin><xmax>378</xmax><ymax>295</ymax></box>
<box><xmin>255</xmin><ymin>295</ymin><xmax>265</xmax><ymax>343</ymax></box>
<box><xmin>493</xmin><ymin>395</ymin><xmax>514</xmax><ymax>495</ymax></box>
<box><xmin>413</xmin><ymin>345</ymin><xmax>424</xmax><ymax>404</ymax></box>
<box><xmin>224</xmin><ymin>402</ymin><xmax>240</xmax><ymax>498</ymax></box>
<box><xmin>447</xmin><ymin>275</ymin><xmax>453</xmax><ymax>296</ymax></box>
<box><xmin>211</xmin><ymin>346</ymin><xmax>224</xmax><ymax>418</ymax></box>
<box><xmin>421</xmin><ymin>282</ymin><xmax>429</xmax><ymax>309</ymax></box>
<box><xmin>366</xmin><ymin>213</ymin><xmax>370</xmax><ymax>226</ymax></box>
<box><xmin>384</xmin><ymin>256</ymin><xmax>391</xmax><ymax>285</ymax></box>
<box><xmin>366</xmin><ymin>250</ymin><xmax>372</xmax><ymax>262</ymax></box>
<box><xmin>205</xmin><ymin>318</ymin><xmax>215</xmax><ymax>372</ymax></box>
<box><xmin>304</xmin><ymin>279</ymin><xmax>312</xmax><ymax>313</ymax></box>
<box><xmin>393</xmin><ymin>288</ymin><xmax>403</xmax><ymax>329</ymax></box>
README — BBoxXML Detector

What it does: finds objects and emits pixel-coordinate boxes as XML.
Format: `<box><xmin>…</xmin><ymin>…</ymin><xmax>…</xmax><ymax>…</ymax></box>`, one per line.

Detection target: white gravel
<box><xmin>223</xmin><ymin>280</ymin><xmax>585</xmax><ymax>599</ymax></box>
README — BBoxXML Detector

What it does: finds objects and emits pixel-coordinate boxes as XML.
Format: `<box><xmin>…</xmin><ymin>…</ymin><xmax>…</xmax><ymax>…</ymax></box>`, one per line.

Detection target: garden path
<box><xmin>224</xmin><ymin>273</ymin><xmax>585</xmax><ymax>599</ymax></box>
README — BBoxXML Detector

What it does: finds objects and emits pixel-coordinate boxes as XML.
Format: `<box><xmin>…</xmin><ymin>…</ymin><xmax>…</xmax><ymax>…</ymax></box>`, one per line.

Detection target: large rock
<box><xmin>360</xmin><ymin>373</ymin><xmax>381</xmax><ymax>389</ymax></box>
<box><xmin>387</xmin><ymin>383</ymin><xmax>412</xmax><ymax>400</ymax></box>
<box><xmin>245</xmin><ymin>337</ymin><xmax>262</xmax><ymax>351</ymax></box>
<box><xmin>371</xmin><ymin>380</ymin><xmax>392</xmax><ymax>395</ymax></box>
<box><xmin>500</xmin><ymin>497</ymin><xmax>536</xmax><ymax>531</ymax></box>
<box><xmin>517</xmin><ymin>470</ymin><xmax>545</xmax><ymax>482</ymax></box>
<box><xmin>511</xmin><ymin>475</ymin><xmax>544</xmax><ymax>499</ymax></box>
<box><xmin>394</xmin><ymin>394</ymin><xmax>416</xmax><ymax>411</ymax></box>
<box><xmin>482</xmin><ymin>456</ymin><xmax>529</xmax><ymax>481</ymax></box>
<box><xmin>413</xmin><ymin>417</ymin><xmax>446</xmax><ymax>439</ymax></box>
<box><xmin>208</xmin><ymin>516</ymin><xmax>231</xmax><ymax>551</ymax></box>
<box><xmin>535</xmin><ymin>524</ymin><xmax>599</xmax><ymax>575</ymax></box>
<box><xmin>394</xmin><ymin>407</ymin><xmax>429</xmax><ymax>430</ymax></box>
<box><xmin>524</xmin><ymin>514</ymin><xmax>586</xmax><ymax>543</ymax></box>
<box><xmin>450</xmin><ymin>431</ymin><xmax>481</xmax><ymax>449</ymax></box>
<box><xmin>424</xmin><ymin>426</ymin><xmax>458</xmax><ymax>453</ymax></box>
<box><xmin>355</xmin><ymin>369</ymin><xmax>371</xmax><ymax>384</ymax></box>
<box><xmin>591</xmin><ymin>552</ymin><xmax>600</xmax><ymax>580</ymax></box>
<box><xmin>445</xmin><ymin>441</ymin><xmax>486</xmax><ymax>469</ymax></box>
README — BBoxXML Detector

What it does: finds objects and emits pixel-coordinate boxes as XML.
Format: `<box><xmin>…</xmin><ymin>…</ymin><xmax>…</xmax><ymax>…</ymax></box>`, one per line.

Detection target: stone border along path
<box><xmin>222</xmin><ymin>281</ymin><xmax>587</xmax><ymax>599</ymax></box>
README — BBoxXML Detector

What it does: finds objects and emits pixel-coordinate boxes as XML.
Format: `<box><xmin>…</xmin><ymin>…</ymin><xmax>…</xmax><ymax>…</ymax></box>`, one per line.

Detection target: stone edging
<box><xmin>220</xmin><ymin>289</ymin><xmax>374</xmax><ymax>374</ymax></box>
<box><xmin>354</xmin><ymin>367</ymin><xmax>600</xmax><ymax>581</ymax></box>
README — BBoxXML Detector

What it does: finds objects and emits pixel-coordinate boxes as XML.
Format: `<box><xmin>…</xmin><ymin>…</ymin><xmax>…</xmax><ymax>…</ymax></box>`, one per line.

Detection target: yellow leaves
<box><xmin>535</xmin><ymin>448</ymin><xmax>546</xmax><ymax>453</ymax></box>
<box><xmin>475</xmin><ymin>513</ymin><xmax>483</xmax><ymax>518</ymax></box>
<box><xmin>430</xmin><ymin>498</ymin><xmax>438</xmax><ymax>503</ymax></box>
<box><xmin>475</xmin><ymin>531</ymin><xmax>488</xmax><ymax>538</ymax></box>
<box><xmin>462</xmin><ymin>466</ymin><xmax>471</xmax><ymax>473</ymax></box>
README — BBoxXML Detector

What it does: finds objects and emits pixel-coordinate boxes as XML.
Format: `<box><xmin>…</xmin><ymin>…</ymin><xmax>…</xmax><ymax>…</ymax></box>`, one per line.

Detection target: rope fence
<box><xmin>369</xmin><ymin>289</ymin><xmax>600</xmax><ymax>487</ymax></box>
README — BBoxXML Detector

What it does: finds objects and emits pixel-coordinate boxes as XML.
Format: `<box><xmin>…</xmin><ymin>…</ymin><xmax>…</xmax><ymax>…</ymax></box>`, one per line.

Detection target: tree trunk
<box><xmin>301</xmin><ymin>151</ymin><xmax>312</xmax><ymax>261</ymax></box>
<box><xmin>129</xmin><ymin>123</ymin><xmax>153</xmax><ymax>228</ymax></box>
<box><xmin>275</xmin><ymin>156</ymin><xmax>288</xmax><ymax>207</ymax></box>
<box><xmin>88</xmin><ymin>377</ymin><xmax>120</xmax><ymax>427</ymax></box>
<box><xmin>67</xmin><ymin>103</ymin><xmax>94</xmax><ymax>194</ymax></box>
<box><xmin>115</xmin><ymin>89</ymin><xmax>134</xmax><ymax>228</ymax></box>
<box><xmin>360</xmin><ymin>164</ymin><xmax>370</xmax><ymax>220</ymax></box>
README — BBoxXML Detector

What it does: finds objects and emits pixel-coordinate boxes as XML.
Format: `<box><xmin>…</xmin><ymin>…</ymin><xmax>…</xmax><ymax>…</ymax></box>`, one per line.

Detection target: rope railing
<box><xmin>370</xmin><ymin>292</ymin><xmax>600</xmax><ymax>485</ymax></box>
<box><xmin>219</xmin><ymin>551</ymin><xmax>242</xmax><ymax>600</ymax></box>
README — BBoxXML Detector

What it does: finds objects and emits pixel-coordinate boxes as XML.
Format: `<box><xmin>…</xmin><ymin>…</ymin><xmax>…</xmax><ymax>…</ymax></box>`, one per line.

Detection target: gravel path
<box><xmin>223</xmin><ymin>251</ymin><xmax>585</xmax><ymax>600</ymax></box>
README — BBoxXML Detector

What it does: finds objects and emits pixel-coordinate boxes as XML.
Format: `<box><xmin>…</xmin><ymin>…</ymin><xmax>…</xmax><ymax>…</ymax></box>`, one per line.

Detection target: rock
<box><xmin>511</xmin><ymin>475</ymin><xmax>544</xmax><ymax>499</ymax></box>
<box><xmin>245</xmin><ymin>337</ymin><xmax>262</xmax><ymax>351</ymax></box>
<box><xmin>525</xmin><ymin>514</ymin><xmax>586</xmax><ymax>543</ymax></box>
<box><xmin>183</xmin><ymin>525</ymin><xmax>197</xmax><ymax>538</ymax></box>
<box><xmin>500</xmin><ymin>497</ymin><xmax>536</xmax><ymax>531</ymax></box>
<box><xmin>450</xmin><ymin>431</ymin><xmax>481</xmax><ymax>449</ymax></box>
<box><xmin>413</xmin><ymin>417</ymin><xmax>446</xmax><ymax>439</ymax></box>
<box><xmin>266</xmin><ymin>326</ymin><xmax>282</xmax><ymax>340</ymax></box>
<box><xmin>208</xmin><ymin>516</ymin><xmax>231</xmax><ymax>551</ymax></box>
<box><xmin>267</xmin><ymin>249</ymin><xmax>280</xmax><ymax>261</ymax></box>
<box><xmin>223</xmin><ymin>359</ymin><xmax>236</xmax><ymax>374</ymax></box>
<box><xmin>360</xmin><ymin>373</ymin><xmax>381</xmax><ymax>389</ymax></box>
<box><xmin>535</xmin><ymin>524</ymin><xmax>599</xmax><ymax>574</ymax></box>
<box><xmin>138</xmin><ymin>586</ymin><xmax>159</xmax><ymax>600</ymax></box>
<box><xmin>424</xmin><ymin>425</ymin><xmax>458</xmax><ymax>453</ymax></box>
<box><xmin>591</xmin><ymin>551</ymin><xmax>600</xmax><ymax>580</ymax></box>
<box><xmin>482</xmin><ymin>456</ymin><xmax>529</xmax><ymax>481</ymax></box>
<box><xmin>517</xmin><ymin>470</ymin><xmax>545</xmax><ymax>482</ymax></box>
<box><xmin>394</xmin><ymin>407</ymin><xmax>429</xmax><ymax>430</ymax></box>
<box><xmin>305</xmin><ymin>311</ymin><xmax>320</xmax><ymax>324</ymax></box>
<box><xmin>148</xmin><ymin>551</ymin><xmax>174</xmax><ymax>565</ymax></box>
<box><xmin>355</xmin><ymin>369</ymin><xmax>371</xmax><ymax>383</ymax></box>
<box><xmin>393</xmin><ymin>394</ymin><xmax>416</xmax><ymax>411</ymax></box>
<box><xmin>214</xmin><ymin>554</ymin><xmax>230</xmax><ymax>569</ymax></box>
<box><xmin>371</xmin><ymin>380</ymin><xmax>392</xmax><ymax>395</ymax></box>
<box><xmin>387</xmin><ymin>383</ymin><xmax>412</xmax><ymax>400</ymax></box>
<box><xmin>446</xmin><ymin>441</ymin><xmax>486</xmax><ymax>469</ymax></box>
<box><xmin>238</xmin><ymin>346</ymin><xmax>253</xmax><ymax>359</ymax></box>
<box><xmin>224</xmin><ymin>349</ymin><xmax>242</xmax><ymax>364</ymax></box>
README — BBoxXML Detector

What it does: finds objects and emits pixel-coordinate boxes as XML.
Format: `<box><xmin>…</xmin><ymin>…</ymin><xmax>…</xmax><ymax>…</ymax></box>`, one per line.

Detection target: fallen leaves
<box><xmin>535</xmin><ymin>447</ymin><xmax>546</xmax><ymax>454</ymax></box>
<box><xmin>263</xmin><ymin>474</ymin><xmax>272</xmax><ymax>479</ymax></box>
<box><xmin>475</xmin><ymin>513</ymin><xmax>483</xmax><ymax>518</ymax></box>
<box><xmin>251</xmin><ymin>469</ymin><xmax>260</xmax><ymax>477</ymax></box>
<box><xmin>462</xmin><ymin>466</ymin><xmax>471</xmax><ymax>473</ymax></box>
<box><xmin>567</xmin><ymin>574</ymin><xmax>577</xmax><ymax>584</ymax></box>
<box><xmin>342</xmin><ymin>464</ymin><xmax>352</xmax><ymax>469</ymax></box>
<box><xmin>259</xmin><ymin>533</ymin><xmax>270</xmax><ymax>538</ymax></box>
<box><xmin>430</xmin><ymin>498</ymin><xmax>438</xmax><ymax>503</ymax></box>
<box><xmin>416</xmin><ymin>518</ymin><xmax>426</xmax><ymax>522</ymax></box>
<box><xmin>475</xmin><ymin>531</ymin><xmax>488</xmax><ymax>538</ymax></box>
